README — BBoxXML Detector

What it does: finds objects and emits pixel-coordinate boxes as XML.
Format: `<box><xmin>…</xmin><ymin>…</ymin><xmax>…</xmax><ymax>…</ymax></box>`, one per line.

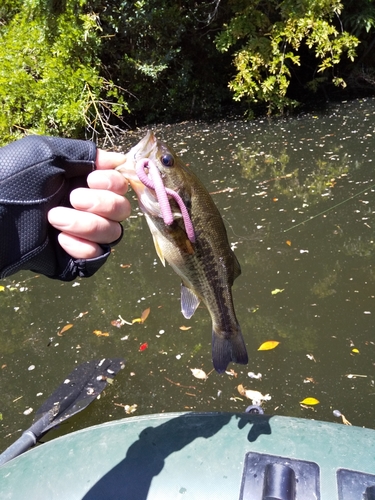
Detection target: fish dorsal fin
<box><xmin>181</xmin><ymin>284</ymin><xmax>200</xmax><ymax>319</ymax></box>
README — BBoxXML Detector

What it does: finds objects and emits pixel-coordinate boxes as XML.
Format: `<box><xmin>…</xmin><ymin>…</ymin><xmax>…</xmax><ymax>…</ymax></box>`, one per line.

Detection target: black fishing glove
<box><xmin>0</xmin><ymin>135</ymin><xmax>118</xmax><ymax>281</ymax></box>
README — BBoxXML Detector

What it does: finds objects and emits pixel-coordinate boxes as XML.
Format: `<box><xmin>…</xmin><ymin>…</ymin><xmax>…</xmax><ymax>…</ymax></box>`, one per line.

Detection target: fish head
<box><xmin>116</xmin><ymin>131</ymin><xmax>191</xmax><ymax>219</ymax></box>
<box><xmin>117</xmin><ymin>131</ymin><xmax>189</xmax><ymax>190</ymax></box>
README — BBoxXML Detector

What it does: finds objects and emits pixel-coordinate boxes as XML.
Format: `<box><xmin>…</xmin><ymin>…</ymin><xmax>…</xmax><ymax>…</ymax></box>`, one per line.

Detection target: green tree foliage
<box><xmin>93</xmin><ymin>0</ymin><xmax>233</xmax><ymax>123</ymax></box>
<box><xmin>215</xmin><ymin>0</ymin><xmax>360</xmax><ymax>114</ymax></box>
<box><xmin>0</xmin><ymin>0</ymin><xmax>128</xmax><ymax>145</ymax></box>
<box><xmin>0</xmin><ymin>0</ymin><xmax>374</xmax><ymax>144</ymax></box>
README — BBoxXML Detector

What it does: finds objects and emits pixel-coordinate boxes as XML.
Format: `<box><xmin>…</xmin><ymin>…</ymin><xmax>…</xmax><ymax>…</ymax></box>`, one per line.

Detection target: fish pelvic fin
<box><xmin>211</xmin><ymin>325</ymin><xmax>248</xmax><ymax>374</ymax></box>
<box><xmin>181</xmin><ymin>284</ymin><xmax>200</xmax><ymax>319</ymax></box>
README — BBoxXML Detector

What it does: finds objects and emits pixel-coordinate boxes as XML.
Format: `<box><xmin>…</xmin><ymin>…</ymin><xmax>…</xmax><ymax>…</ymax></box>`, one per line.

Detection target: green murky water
<box><xmin>1</xmin><ymin>98</ymin><xmax>375</xmax><ymax>449</ymax></box>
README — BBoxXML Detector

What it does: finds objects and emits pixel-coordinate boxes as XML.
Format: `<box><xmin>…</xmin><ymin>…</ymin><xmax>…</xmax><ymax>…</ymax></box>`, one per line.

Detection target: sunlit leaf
<box><xmin>0</xmin><ymin>286</ymin><xmax>4</xmax><ymax>292</ymax></box>
<box><xmin>125</xmin><ymin>404</ymin><xmax>137</xmax><ymax>414</ymax></box>
<box><xmin>286</xmin><ymin>240</ymin><xmax>292</xmax><ymax>246</ymax></box>
<box><xmin>132</xmin><ymin>307</ymin><xmax>151</xmax><ymax>324</ymax></box>
<box><xmin>180</xmin><ymin>325</ymin><xmax>191</xmax><ymax>331</ymax></box>
<box><xmin>141</xmin><ymin>307</ymin><xmax>150</xmax><ymax>323</ymax></box>
<box><xmin>190</xmin><ymin>368</ymin><xmax>208</xmax><ymax>380</ymax></box>
<box><xmin>111</xmin><ymin>319</ymin><xmax>123</xmax><ymax>328</ymax></box>
<box><xmin>300</xmin><ymin>397</ymin><xmax>320</xmax><ymax>405</ymax></box>
<box><xmin>0</xmin><ymin>413</ymin><xmax>2</xmax><ymax>420</ymax></box>
<box><xmin>306</xmin><ymin>354</ymin><xmax>317</xmax><ymax>362</ymax></box>
<box><xmin>74</xmin><ymin>311</ymin><xmax>88</xmax><ymax>319</ymax></box>
<box><xmin>58</xmin><ymin>324</ymin><xmax>73</xmax><ymax>336</ymax></box>
<box><xmin>93</xmin><ymin>330</ymin><xmax>109</xmax><ymax>337</ymax></box>
<box><xmin>351</xmin><ymin>348</ymin><xmax>360</xmax><ymax>354</ymax></box>
<box><xmin>258</xmin><ymin>340</ymin><xmax>280</xmax><ymax>351</ymax></box>
<box><xmin>139</xmin><ymin>342</ymin><xmax>148</xmax><ymax>351</ymax></box>
<box><xmin>237</xmin><ymin>384</ymin><xmax>271</xmax><ymax>404</ymax></box>
<box><xmin>271</xmin><ymin>288</ymin><xmax>285</xmax><ymax>295</ymax></box>
<box><xmin>120</xmin><ymin>264</ymin><xmax>131</xmax><ymax>268</ymax></box>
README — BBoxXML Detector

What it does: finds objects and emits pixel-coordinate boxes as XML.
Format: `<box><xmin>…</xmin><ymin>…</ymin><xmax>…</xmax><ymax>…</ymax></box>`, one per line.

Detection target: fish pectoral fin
<box><xmin>152</xmin><ymin>233</ymin><xmax>166</xmax><ymax>266</ymax></box>
<box><xmin>181</xmin><ymin>284</ymin><xmax>200</xmax><ymax>319</ymax></box>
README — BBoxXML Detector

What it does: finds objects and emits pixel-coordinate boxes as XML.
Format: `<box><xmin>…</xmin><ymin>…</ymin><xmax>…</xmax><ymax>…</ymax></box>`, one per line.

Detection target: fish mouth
<box><xmin>116</xmin><ymin>130</ymin><xmax>157</xmax><ymax>182</ymax></box>
<box><xmin>133</xmin><ymin>130</ymin><xmax>157</xmax><ymax>159</ymax></box>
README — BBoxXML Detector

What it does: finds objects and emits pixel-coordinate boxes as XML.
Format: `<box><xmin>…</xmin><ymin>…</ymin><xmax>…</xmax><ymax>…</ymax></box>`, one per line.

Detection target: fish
<box><xmin>117</xmin><ymin>131</ymin><xmax>248</xmax><ymax>373</ymax></box>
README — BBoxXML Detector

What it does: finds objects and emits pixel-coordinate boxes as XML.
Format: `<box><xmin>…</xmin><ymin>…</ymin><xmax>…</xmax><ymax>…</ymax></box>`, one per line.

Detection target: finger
<box><xmin>57</xmin><ymin>232</ymin><xmax>103</xmax><ymax>259</ymax></box>
<box><xmin>70</xmin><ymin>188</ymin><xmax>131</xmax><ymax>221</ymax></box>
<box><xmin>87</xmin><ymin>169</ymin><xmax>129</xmax><ymax>196</ymax></box>
<box><xmin>95</xmin><ymin>149</ymin><xmax>126</xmax><ymax>170</ymax></box>
<box><xmin>48</xmin><ymin>207</ymin><xmax>123</xmax><ymax>244</ymax></box>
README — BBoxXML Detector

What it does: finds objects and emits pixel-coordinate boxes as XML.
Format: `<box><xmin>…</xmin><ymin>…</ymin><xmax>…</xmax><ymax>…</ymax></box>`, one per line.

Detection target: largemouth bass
<box><xmin>117</xmin><ymin>131</ymin><xmax>248</xmax><ymax>373</ymax></box>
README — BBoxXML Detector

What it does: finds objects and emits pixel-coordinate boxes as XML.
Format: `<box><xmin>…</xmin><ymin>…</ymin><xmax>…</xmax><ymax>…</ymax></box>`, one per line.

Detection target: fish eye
<box><xmin>161</xmin><ymin>154</ymin><xmax>174</xmax><ymax>167</ymax></box>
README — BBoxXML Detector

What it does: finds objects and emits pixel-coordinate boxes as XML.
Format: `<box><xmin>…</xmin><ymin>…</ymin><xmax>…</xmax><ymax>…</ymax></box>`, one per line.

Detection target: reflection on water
<box><xmin>1</xmin><ymin>98</ymin><xmax>375</xmax><ymax>447</ymax></box>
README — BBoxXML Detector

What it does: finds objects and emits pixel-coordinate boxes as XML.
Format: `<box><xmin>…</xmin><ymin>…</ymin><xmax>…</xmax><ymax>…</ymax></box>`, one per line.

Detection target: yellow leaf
<box><xmin>271</xmin><ymin>288</ymin><xmax>284</xmax><ymax>295</ymax></box>
<box><xmin>132</xmin><ymin>307</ymin><xmax>150</xmax><ymax>324</ymax></box>
<box><xmin>0</xmin><ymin>286</ymin><xmax>4</xmax><ymax>292</ymax></box>
<box><xmin>93</xmin><ymin>330</ymin><xmax>109</xmax><ymax>337</ymax></box>
<box><xmin>58</xmin><ymin>324</ymin><xmax>73</xmax><ymax>336</ymax></box>
<box><xmin>286</xmin><ymin>240</ymin><xmax>292</xmax><ymax>246</ymax></box>
<box><xmin>352</xmin><ymin>348</ymin><xmax>359</xmax><ymax>354</ymax></box>
<box><xmin>258</xmin><ymin>341</ymin><xmax>280</xmax><ymax>351</ymax></box>
<box><xmin>180</xmin><ymin>325</ymin><xmax>191</xmax><ymax>331</ymax></box>
<box><xmin>300</xmin><ymin>397</ymin><xmax>320</xmax><ymax>405</ymax></box>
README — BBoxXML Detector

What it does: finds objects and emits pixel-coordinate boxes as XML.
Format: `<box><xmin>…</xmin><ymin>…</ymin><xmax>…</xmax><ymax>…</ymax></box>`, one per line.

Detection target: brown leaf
<box><xmin>132</xmin><ymin>307</ymin><xmax>151</xmax><ymax>324</ymax></box>
<box><xmin>141</xmin><ymin>307</ymin><xmax>150</xmax><ymax>323</ymax></box>
<box><xmin>58</xmin><ymin>324</ymin><xmax>73</xmax><ymax>336</ymax></box>
<box><xmin>179</xmin><ymin>325</ymin><xmax>191</xmax><ymax>331</ymax></box>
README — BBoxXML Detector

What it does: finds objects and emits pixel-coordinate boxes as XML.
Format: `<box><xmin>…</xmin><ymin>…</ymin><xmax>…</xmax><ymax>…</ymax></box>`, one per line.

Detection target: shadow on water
<box><xmin>82</xmin><ymin>412</ymin><xmax>272</xmax><ymax>500</ymax></box>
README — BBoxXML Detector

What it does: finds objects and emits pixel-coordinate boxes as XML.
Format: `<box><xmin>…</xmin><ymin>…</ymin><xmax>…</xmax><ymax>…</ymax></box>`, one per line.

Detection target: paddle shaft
<box><xmin>0</xmin><ymin>412</ymin><xmax>52</xmax><ymax>466</ymax></box>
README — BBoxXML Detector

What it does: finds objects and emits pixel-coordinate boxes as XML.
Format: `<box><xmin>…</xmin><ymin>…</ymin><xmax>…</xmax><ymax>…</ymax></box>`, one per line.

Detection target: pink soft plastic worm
<box><xmin>136</xmin><ymin>159</ymin><xmax>196</xmax><ymax>243</ymax></box>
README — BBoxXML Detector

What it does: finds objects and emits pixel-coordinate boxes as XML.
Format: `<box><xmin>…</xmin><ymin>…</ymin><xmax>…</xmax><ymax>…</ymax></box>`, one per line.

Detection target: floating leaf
<box><xmin>111</xmin><ymin>319</ymin><xmax>123</xmax><ymax>328</ymax></box>
<box><xmin>58</xmin><ymin>324</ymin><xmax>73</xmax><ymax>336</ymax></box>
<box><xmin>190</xmin><ymin>368</ymin><xmax>208</xmax><ymax>380</ymax></box>
<box><xmin>258</xmin><ymin>340</ymin><xmax>280</xmax><ymax>351</ymax></box>
<box><xmin>300</xmin><ymin>397</ymin><xmax>320</xmax><ymax>405</ymax></box>
<box><xmin>74</xmin><ymin>311</ymin><xmax>88</xmax><ymax>319</ymax></box>
<box><xmin>93</xmin><ymin>330</ymin><xmax>109</xmax><ymax>337</ymax></box>
<box><xmin>0</xmin><ymin>286</ymin><xmax>4</xmax><ymax>292</ymax></box>
<box><xmin>271</xmin><ymin>288</ymin><xmax>285</xmax><ymax>295</ymax></box>
<box><xmin>351</xmin><ymin>348</ymin><xmax>360</xmax><ymax>354</ymax></box>
<box><xmin>132</xmin><ymin>307</ymin><xmax>151</xmax><ymax>324</ymax></box>
<box><xmin>180</xmin><ymin>325</ymin><xmax>191</xmax><ymax>331</ymax></box>
<box><xmin>237</xmin><ymin>384</ymin><xmax>271</xmax><ymax>404</ymax></box>
<box><xmin>139</xmin><ymin>342</ymin><xmax>148</xmax><ymax>351</ymax></box>
<box><xmin>286</xmin><ymin>240</ymin><xmax>292</xmax><ymax>246</ymax></box>
<box><xmin>125</xmin><ymin>404</ymin><xmax>137</xmax><ymax>414</ymax></box>
<box><xmin>141</xmin><ymin>307</ymin><xmax>150</xmax><ymax>322</ymax></box>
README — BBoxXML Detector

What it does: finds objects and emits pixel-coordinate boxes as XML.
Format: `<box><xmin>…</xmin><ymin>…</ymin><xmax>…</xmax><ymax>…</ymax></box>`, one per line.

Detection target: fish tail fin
<box><xmin>212</xmin><ymin>325</ymin><xmax>248</xmax><ymax>374</ymax></box>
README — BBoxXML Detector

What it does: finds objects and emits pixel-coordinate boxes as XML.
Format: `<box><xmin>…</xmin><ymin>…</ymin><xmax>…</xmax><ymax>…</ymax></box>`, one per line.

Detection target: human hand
<box><xmin>48</xmin><ymin>149</ymin><xmax>131</xmax><ymax>259</ymax></box>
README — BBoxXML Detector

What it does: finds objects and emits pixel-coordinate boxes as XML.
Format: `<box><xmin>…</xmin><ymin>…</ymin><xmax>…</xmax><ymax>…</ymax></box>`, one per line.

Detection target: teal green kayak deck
<box><xmin>0</xmin><ymin>412</ymin><xmax>374</xmax><ymax>499</ymax></box>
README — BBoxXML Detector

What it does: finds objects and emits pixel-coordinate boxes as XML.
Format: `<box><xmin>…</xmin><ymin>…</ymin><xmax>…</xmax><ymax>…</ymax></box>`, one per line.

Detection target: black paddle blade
<box><xmin>34</xmin><ymin>358</ymin><xmax>125</xmax><ymax>432</ymax></box>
